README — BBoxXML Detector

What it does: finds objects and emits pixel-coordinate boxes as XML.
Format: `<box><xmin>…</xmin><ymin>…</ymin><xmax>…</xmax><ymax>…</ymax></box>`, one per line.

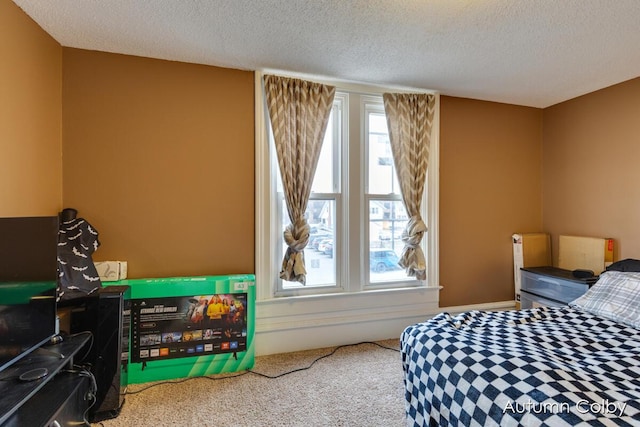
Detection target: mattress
<box><xmin>400</xmin><ymin>307</ymin><xmax>640</xmax><ymax>426</ymax></box>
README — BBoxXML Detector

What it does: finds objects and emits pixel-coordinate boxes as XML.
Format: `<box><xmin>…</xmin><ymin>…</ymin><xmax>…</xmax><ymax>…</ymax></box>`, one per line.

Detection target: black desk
<box><xmin>0</xmin><ymin>333</ymin><xmax>92</xmax><ymax>426</ymax></box>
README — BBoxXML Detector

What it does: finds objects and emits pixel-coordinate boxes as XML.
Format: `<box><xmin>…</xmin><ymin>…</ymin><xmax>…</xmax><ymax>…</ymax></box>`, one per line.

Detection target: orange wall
<box><xmin>62</xmin><ymin>48</ymin><xmax>255</xmax><ymax>278</ymax></box>
<box><xmin>439</xmin><ymin>96</ymin><xmax>543</xmax><ymax>306</ymax></box>
<box><xmin>60</xmin><ymin>50</ymin><xmax>546</xmax><ymax>302</ymax></box>
<box><xmin>543</xmin><ymin>77</ymin><xmax>640</xmax><ymax>263</ymax></box>
<box><xmin>0</xmin><ymin>0</ymin><xmax>62</xmax><ymax>217</ymax></box>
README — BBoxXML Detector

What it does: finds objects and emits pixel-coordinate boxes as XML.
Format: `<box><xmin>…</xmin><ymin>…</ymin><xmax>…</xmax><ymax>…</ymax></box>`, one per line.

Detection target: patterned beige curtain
<box><xmin>264</xmin><ymin>75</ymin><xmax>336</xmax><ymax>284</ymax></box>
<box><xmin>383</xmin><ymin>93</ymin><xmax>435</xmax><ymax>280</ymax></box>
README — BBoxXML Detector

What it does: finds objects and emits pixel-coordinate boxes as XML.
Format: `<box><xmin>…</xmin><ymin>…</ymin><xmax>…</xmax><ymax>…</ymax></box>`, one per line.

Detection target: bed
<box><xmin>400</xmin><ymin>270</ymin><xmax>640</xmax><ymax>426</ymax></box>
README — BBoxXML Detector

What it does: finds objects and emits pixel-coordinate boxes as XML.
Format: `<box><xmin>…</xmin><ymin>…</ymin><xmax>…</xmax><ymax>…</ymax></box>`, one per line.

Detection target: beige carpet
<box><xmin>95</xmin><ymin>339</ymin><xmax>405</xmax><ymax>427</ymax></box>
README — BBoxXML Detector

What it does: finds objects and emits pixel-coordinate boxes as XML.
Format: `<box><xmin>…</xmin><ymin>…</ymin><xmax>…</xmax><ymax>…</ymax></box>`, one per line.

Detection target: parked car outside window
<box><xmin>370</xmin><ymin>249</ymin><xmax>401</xmax><ymax>272</ymax></box>
<box><xmin>309</xmin><ymin>231</ymin><xmax>333</xmax><ymax>250</ymax></box>
<box><xmin>317</xmin><ymin>238</ymin><xmax>333</xmax><ymax>254</ymax></box>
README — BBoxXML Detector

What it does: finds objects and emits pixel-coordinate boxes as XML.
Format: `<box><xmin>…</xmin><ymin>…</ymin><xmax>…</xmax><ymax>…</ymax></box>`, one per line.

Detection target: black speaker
<box><xmin>65</xmin><ymin>285</ymin><xmax>130</xmax><ymax>422</ymax></box>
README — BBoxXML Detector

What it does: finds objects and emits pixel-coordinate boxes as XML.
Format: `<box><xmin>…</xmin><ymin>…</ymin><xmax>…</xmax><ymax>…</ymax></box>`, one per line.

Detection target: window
<box><xmin>256</xmin><ymin>75</ymin><xmax>439</xmax><ymax>299</ymax></box>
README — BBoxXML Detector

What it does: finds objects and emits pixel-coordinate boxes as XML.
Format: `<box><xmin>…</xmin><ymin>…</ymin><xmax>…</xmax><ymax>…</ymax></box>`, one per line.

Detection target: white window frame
<box><xmin>255</xmin><ymin>71</ymin><xmax>440</xmax><ymax>301</ymax></box>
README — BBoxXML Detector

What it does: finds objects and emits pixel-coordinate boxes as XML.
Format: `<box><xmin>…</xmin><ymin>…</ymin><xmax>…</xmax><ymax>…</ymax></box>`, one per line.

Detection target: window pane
<box><xmin>276</xmin><ymin>113</ymin><xmax>334</xmax><ymax>195</ymax></box>
<box><xmin>281</xmin><ymin>199</ymin><xmax>336</xmax><ymax>288</ymax></box>
<box><xmin>369</xmin><ymin>113</ymin><xmax>387</xmax><ymax>134</ymax></box>
<box><xmin>369</xmin><ymin>200</ymin><xmax>408</xmax><ymax>282</ymax></box>
<box><xmin>367</xmin><ymin>112</ymin><xmax>399</xmax><ymax>195</ymax></box>
<box><xmin>311</xmin><ymin>113</ymin><xmax>334</xmax><ymax>194</ymax></box>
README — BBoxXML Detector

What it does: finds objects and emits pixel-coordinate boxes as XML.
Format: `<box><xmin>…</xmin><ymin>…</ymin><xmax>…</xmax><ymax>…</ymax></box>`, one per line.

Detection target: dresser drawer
<box><xmin>521</xmin><ymin>270</ymin><xmax>589</xmax><ymax>304</ymax></box>
<box><xmin>521</xmin><ymin>291</ymin><xmax>567</xmax><ymax>309</ymax></box>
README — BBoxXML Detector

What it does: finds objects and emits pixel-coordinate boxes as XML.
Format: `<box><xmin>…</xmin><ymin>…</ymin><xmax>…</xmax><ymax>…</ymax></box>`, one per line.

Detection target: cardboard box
<box><xmin>94</xmin><ymin>261</ymin><xmax>128</xmax><ymax>282</ymax></box>
<box><xmin>104</xmin><ymin>274</ymin><xmax>255</xmax><ymax>384</ymax></box>
<box><xmin>512</xmin><ymin>233</ymin><xmax>552</xmax><ymax>308</ymax></box>
<box><xmin>558</xmin><ymin>235</ymin><xmax>614</xmax><ymax>275</ymax></box>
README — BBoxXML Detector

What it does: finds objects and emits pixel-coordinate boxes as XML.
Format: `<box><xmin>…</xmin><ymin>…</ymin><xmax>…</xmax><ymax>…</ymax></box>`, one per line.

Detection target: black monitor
<box><xmin>0</xmin><ymin>216</ymin><xmax>59</xmax><ymax>372</ymax></box>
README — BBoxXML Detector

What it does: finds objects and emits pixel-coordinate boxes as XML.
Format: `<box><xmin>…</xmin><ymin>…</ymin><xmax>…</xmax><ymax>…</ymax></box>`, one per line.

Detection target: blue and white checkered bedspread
<box><xmin>400</xmin><ymin>307</ymin><xmax>640</xmax><ymax>426</ymax></box>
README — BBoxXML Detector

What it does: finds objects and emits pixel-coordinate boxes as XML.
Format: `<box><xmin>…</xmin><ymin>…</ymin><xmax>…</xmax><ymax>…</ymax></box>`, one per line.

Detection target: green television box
<box><xmin>105</xmin><ymin>274</ymin><xmax>255</xmax><ymax>384</ymax></box>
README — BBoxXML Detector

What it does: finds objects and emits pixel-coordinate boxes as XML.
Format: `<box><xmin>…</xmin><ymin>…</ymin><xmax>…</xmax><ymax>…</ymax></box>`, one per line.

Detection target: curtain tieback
<box><xmin>283</xmin><ymin>218</ymin><xmax>310</xmax><ymax>252</ymax></box>
<box><xmin>401</xmin><ymin>216</ymin><xmax>427</xmax><ymax>249</ymax></box>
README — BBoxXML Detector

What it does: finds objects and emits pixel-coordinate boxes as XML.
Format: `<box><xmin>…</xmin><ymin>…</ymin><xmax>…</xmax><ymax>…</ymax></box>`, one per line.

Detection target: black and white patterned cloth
<box><xmin>57</xmin><ymin>217</ymin><xmax>102</xmax><ymax>300</ymax></box>
<box><xmin>401</xmin><ymin>307</ymin><xmax>640</xmax><ymax>426</ymax></box>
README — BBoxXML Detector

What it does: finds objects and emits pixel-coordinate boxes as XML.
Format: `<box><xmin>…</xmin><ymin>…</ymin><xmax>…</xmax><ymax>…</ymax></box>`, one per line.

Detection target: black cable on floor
<box><xmin>248</xmin><ymin>341</ymin><xmax>399</xmax><ymax>379</ymax></box>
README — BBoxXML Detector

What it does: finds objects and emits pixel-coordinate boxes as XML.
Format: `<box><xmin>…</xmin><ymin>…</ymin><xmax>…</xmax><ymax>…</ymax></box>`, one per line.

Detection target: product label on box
<box><xmin>234</xmin><ymin>281</ymin><xmax>254</xmax><ymax>291</ymax></box>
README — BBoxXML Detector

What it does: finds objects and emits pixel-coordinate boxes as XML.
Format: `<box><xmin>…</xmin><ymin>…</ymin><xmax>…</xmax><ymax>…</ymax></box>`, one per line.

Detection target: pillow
<box><xmin>569</xmin><ymin>271</ymin><xmax>640</xmax><ymax>329</ymax></box>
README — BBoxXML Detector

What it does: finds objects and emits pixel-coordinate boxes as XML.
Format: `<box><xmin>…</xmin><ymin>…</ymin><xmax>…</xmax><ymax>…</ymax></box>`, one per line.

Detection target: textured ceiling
<box><xmin>12</xmin><ymin>0</ymin><xmax>640</xmax><ymax>108</ymax></box>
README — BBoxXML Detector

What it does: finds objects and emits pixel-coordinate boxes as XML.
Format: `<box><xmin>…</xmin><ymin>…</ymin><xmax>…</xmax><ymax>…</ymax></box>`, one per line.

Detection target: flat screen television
<box><xmin>0</xmin><ymin>216</ymin><xmax>59</xmax><ymax>372</ymax></box>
